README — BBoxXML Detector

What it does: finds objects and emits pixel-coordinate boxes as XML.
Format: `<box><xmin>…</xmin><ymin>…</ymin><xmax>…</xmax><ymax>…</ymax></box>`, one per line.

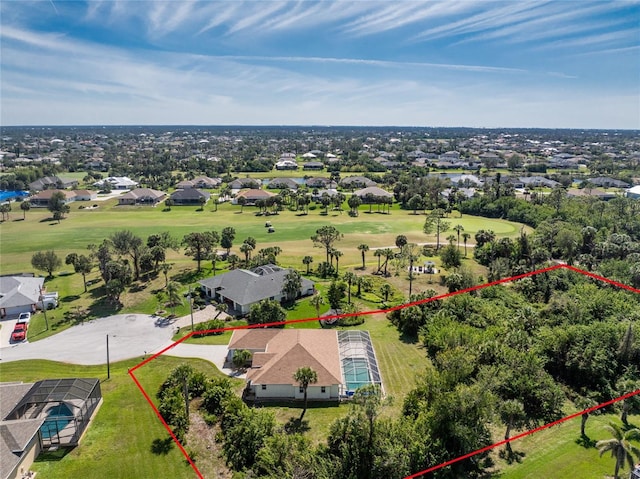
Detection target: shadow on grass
<box><xmin>498</xmin><ymin>446</ymin><xmax>526</xmax><ymax>464</ymax></box>
<box><xmin>398</xmin><ymin>331</ymin><xmax>420</xmax><ymax>345</ymax></box>
<box><xmin>255</xmin><ymin>400</ymin><xmax>339</xmax><ymax>411</ymax></box>
<box><xmin>576</xmin><ymin>434</ymin><xmax>597</xmax><ymax>448</ymax></box>
<box><xmin>36</xmin><ymin>447</ymin><xmax>73</xmax><ymax>462</ymax></box>
<box><xmin>284</xmin><ymin>417</ymin><xmax>310</xmax><ymax>434</ymax></box>
<box><xmin>173</xmin><ymin>269</ymin><xmax>208</xmax><ymax>284</ymax></box>
<box><xmin>61</xmin><ymin>295</ymin><xmax>81</xmax><ymax>303</ymax></box>
<box><xmin>151</xmin><ymin>437</ymin><xmax>175</xmax><ymax>455</ymax></box>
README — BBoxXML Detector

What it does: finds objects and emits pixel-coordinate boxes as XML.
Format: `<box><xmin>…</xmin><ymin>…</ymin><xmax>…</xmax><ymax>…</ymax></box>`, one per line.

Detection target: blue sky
<box><xmin>1</xmin><ymin>0</ymin><xmax>639</xmax><ymax>128</ymax></box>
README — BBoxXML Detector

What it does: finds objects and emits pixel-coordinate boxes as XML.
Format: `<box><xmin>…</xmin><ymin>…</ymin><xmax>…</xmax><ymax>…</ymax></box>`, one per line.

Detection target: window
<box><xmin>299</xmin><ymin>387</ymin><xmax>304</xmax><ymax>393</ymax></box>
<box><xmin>321</xmin><ymin>386</ymin><xmax>326</xmax><ymax>393</ymax></box>
<box><xmin>261</xmin><ymin>385</ymin><xmax>267</xmax><ymax>390</ymax></box>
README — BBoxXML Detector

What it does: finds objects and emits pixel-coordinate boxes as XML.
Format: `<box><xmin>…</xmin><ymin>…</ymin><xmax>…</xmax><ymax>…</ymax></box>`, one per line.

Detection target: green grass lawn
<box><xmin>495</xmin><ymin>412</ymin><xmax>640</xmax><ymax>479</ymax></box>
<box><xmin>0</xmin><ymin>357</ymin><xmax>241</xmax><ymax>479</ymax></box>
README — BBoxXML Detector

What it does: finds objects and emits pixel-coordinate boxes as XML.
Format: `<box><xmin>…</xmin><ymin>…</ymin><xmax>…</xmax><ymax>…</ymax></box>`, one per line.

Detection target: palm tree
<box><xmin>374</xmin><ymin>249</ymin><xmax>382</xmax><ymax>272</ymax></box>
<box><xmin>462</xmin><ymin>232</ymin><xmax>471</xmax><ymax>257</ymax></box>
<box><xmin>382</xmin><ymin>248</ymin><xmax>394</xmax><ymax>276</ymax></box>
<box><xmin>232</xmin><ymin>349</ymin><xmax>252</xmax><ymax>371</ymax></box>
<box><xmin>211</xmin><ymin>250</ymin><xmax>218</xmax><ymax>276</ymax></box>
<box><xmin>240</xmin><ymin>242</ymin><xmax>254</xmax><ymax>263</ymax></box>
<box><xmin>161</xmin><ymin>263</ymin><xmax>172</xmax><ymax>287</ymax></box>
<box><xmin>166</xmin><ymin>281</ymin><xmax>182</xmax><ymax>315</ymax></box>
<box><xmin>358</xmin><ymin>243</ymin><xmax>369</xmax><ymax>269</ymax></box>
<box><xmin>333</xmin><ymin>250</ymin><xmax>343</xmax><ymax>275</ymax></box>
<box><xmin>310</xmin><ymin>293</ymin><xmax>324</xmax><ymax>318</ymax></box>
<box><xmin>380</xmin><ymin>283</ymin><xmax>392</xmax><ymax>302</ymax></box>
<box><xmin>237</xmin><ymin>196</ymin><xmax>246</xmax><ymax>212</ymax></box>
<box><xmin>596</xmin><ymin>422</ymin><xmax>640</xmax><ymax>479</ymax></box>
<box><xmin>302</xmin><ymin>255</ymin><xmax>313</xmax><ymax>275</ymax></box>
<box><xmin>293</xmin><ymin>366</ymin><xmax>318</xmax><ymax>419</ymax></box>
<box><xmin>454</xmin><ymin>224</ymin><xmax>465</xmax><ymax>248</ymax></box>
<box><xmin>343</xmin><ymin>271</ymin><xmax>357</xmax><ymax>304</ymax></box>
<box><xmin>20</xmin><ymin>201</ymin><xmax>30</xmax><ymax>220</ymax></box>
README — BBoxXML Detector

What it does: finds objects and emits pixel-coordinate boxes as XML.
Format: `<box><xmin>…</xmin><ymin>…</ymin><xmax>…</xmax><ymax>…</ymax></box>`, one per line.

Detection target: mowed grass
<box><xmin>495</xmin><ymin>412</ymin><xmax>640</xmax><ymax>479</ymax></box>
<box><xmin>1</xmin><ymin>199</ymin><xmax>530</xmax><ymax>274</ymax></box>
<box><xmin>0</xmin><ymin>356</ymin><xmax>241</xmax><ymax>479</ymax></box>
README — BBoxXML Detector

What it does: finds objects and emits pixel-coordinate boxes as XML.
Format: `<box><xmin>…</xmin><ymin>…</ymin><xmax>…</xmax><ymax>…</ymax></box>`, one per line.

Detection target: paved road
<box><xmin>0</xmin><ymin>305</ymin><xmax>231</xmax><ymax>366</ymax></box>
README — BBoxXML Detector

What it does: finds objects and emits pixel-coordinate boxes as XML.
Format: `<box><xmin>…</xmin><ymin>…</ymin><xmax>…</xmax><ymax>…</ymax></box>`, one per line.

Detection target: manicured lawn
<box><xmin>495</xmin><ymin>412</ymin><xmax>640</xmax><ymax>479</ymax></box>
<box><xmin>0</xmin><ymin>357</ymin><xmax>241</xmax><ymax>479</ymax></box>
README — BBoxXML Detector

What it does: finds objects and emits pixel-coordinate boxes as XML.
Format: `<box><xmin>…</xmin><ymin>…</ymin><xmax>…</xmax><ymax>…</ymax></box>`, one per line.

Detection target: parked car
<box><xmin>11</xmin><ymin>322</ymin><xmax>28</xmax><ymax>342</ymax></box>
<box><xmin>18</xmin><ymin>312</ymin><xmax>31</xmax><ymax>323</ymax></box>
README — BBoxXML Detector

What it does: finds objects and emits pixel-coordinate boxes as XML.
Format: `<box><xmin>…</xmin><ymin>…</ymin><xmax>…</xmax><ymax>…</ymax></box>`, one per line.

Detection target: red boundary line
<box><xmin>128</xmin><ymin>264</ymin><xmax>640</xmax><ymax>478</ymax></box>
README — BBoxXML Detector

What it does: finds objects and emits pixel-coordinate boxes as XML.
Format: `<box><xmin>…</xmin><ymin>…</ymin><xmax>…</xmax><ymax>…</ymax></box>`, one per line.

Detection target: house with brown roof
<box><xmin>228</xmin><ymin>329</ymin><xmax>342</xmax><ymax>401</ymax></box>
<box><xmin>117</xmin><ymin>188</ymin><xmax>166</xmax><ymax>206</ymax></box>
<box><xmin>232</xmin><ymin>189</ymin><xmax>276</xmax><ymax>205</ymax></box>
<box><xmin>29</xmin><ymin>189</ymin><xmax>76</xmax><ymax>208</ymax></box>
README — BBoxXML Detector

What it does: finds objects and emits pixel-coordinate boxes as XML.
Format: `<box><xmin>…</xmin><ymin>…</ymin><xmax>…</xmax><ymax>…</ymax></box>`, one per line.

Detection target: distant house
<box><xmin>228</xmin><ymin>329</ymin><xmax>342</xmax><ymax>401</ymax></box>
<box><xmin>589</xmin><ymin>177</ymin><xmax>631</xmax><ymax>189</ymax></box>
<box><xmin>73</xmin><ymin>189</ymin><xmax>98</xmax><ymax>202</ymax></box>
<box><xmin>199</xmin><ymin>264</ymin><xmax>314</xmax><ymax>315</ymax></box>
<box><xmin>626</xmin><ymin>185</ymin><xmax>640</xmax><ymax>199</ymax></box>
<box><xmin>566</xmin><ymin>188</ymin><xmax>617</xmax><ymax>200</ymax></box>
<box><xmin>301</xmin><ymin>152</ymin><xmax>317</xmax><ymax>159</ymax></box>
<box><xmin>303</xmin><ymin>161</ymin><xmax>324</xmax><ymax>171</ymax></box>
<box><xmin>175</xmin><ymin>176</ymin><xmax>221</xmax><ymax>189</ymax></box>
<box><xmin>228</xmin><ymin>178</ymin><xmax>261</xmax><ymax>190</ymax></box>
<box><xmin>440</xmin><ymin>151</ymin><xmax>461</xmax><ymax>160</ymax></box>
<box><xmin>311</xmin><ymin>189</ymin><xmax>339</xmax><ymax>202</ymax></box>
<box><xmin>29</xmin><ymin>176</ymin><xmax>78</xmax><ymax>192</ymax></box>
<box><xmin>266</xmin><ymin>178</ymin><xmax>299</xmax><ymax>190</ymax></box>
<box><xmin>0</xmin><ymin>275</ymin><xmax>45</xmax><ymax>318</ymax></box>
<box><xmin>518</xmin><ymin>176</ymin><xmax>561</xmax><ymax>188</ymax></box>
<box><xmin>306</xmin><ymin>177</ymin><xmax>337</xmax><ymax>189</ymax></box>
<box><xmin>169</xmin><ymin>189</ymin><xmax>210</xmax><ymax>205</ymax></box>
<box><xmin>117</xmin><ymin>188</ymin><xmax>166</xmax><ymax>206</ymax></box>
<box><xmin>275</xmin><ymin>159</ymin><xmax>298</xmax><ymax>170</ymax></box>
<box><xmin>353</xmin><ymin>186</ymin><xmax>393</xmax><ymax>201</ymax></box>
<box><xmin>339</xmin><ymin>176</ymin><xmax>377</xmax><ymax>189</ymax></box>
<box><xmin>93</xmin><ymin>176</ymin><xmax>138</xmax><ymax>190</ymax></box>
<box><xmin>232</xmin><ymin>189</ymin><xmax>276</xmax><ymax>205</ymax></box>
<box><xmin>29</xmin><ymin>189</ymin><xmax>76</xmax><ymax>208</ymax></box>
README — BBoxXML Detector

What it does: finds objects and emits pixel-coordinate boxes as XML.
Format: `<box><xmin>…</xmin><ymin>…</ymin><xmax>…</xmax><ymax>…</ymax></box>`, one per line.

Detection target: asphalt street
<box><xmin>0</xmin><ymin>305</ymin><xmax>230</xmax><ymax>366</ymax></box>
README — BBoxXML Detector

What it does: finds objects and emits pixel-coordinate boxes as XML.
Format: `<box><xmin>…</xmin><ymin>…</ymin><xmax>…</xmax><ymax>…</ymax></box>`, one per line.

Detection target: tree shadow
<box><xmin>61</xmin><ymin>295</ymin><xmax>81</xmax><ymax>303</ymax></box>
<box><xmin>284</xmin><ymin>417</ymin><xmax>310</xmax><ymax>434</ymax></box>
<box><xmin>575</xmin><ymin>434</ymin><xmax>597</xmax><ymax>448</ymax></box>
<box><xmin>498</xmin><ymin>447</ymin><xmax>525</xmax><ymax>464</ymax></box>
<box><xmin>399</xmin><ymin>331</ymin><xmax>419</xmax><ymax>344</ymax></box>
<box><xmin>173</xmin><ymin>269</ymin><xmax>207</xmax><ymax>284</ymax></box>
<box><xmin>150</xmin><ymin>437</ymin><xmax>175</xmax><ymax>455</ymax></box>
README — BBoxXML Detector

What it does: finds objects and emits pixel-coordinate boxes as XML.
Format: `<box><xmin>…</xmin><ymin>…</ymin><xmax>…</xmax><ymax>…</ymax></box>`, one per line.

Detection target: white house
<box><xmin>93</xmin><ymin>177</ymin><xmax>138</xmax><ymax>190</ymax></box>
<box><xmin>0</xmin><ymin>276</ymin><xmax>45</xmax><ymax>318</ymax></box>
<box><xmin>626</xmin><ymin>185</ymin><xmax>640</xmax><ymax>199</ymax></box>
<box><xmin>228</xmin><ymin>329</ymin><xmax>342</xmax><ymax>401</ymax></box>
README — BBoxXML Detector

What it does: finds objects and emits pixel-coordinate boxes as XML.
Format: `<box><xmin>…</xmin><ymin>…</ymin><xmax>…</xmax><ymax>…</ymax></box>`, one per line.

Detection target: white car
<box><xmin>18</xmin><ymin>312</ymin><xmax>31</xmax><ymax>323</ymax></box>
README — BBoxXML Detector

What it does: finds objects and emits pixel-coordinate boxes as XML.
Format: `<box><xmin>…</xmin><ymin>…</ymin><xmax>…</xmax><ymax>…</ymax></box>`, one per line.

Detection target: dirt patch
<box><xmin>185</xmin><ymin>400</ymin><xmax>232</xmax><ymax>479</ymax></box>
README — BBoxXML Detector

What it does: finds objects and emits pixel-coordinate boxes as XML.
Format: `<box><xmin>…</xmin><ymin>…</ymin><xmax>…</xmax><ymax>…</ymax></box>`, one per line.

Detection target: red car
<box><xmin>11</xmin><ymin>322</ymin><xmax>28</xmax><ymax>342</ymax></box>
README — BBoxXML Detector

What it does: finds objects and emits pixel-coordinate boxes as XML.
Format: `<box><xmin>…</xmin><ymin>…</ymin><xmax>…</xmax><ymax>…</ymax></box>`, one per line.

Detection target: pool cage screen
<box><xmin>338</xmin><ymin>330</ymin><xmax>383</xmax><ymax>396</ymax></box>
<box><xmin>6</xmin><ymin>378</ymin><xmax>102</xmax><ymax>447</ymax></box>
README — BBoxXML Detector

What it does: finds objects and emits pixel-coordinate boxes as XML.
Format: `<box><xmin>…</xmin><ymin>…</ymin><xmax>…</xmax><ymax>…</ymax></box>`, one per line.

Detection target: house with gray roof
<box><xmin>589</xmin><ymin>177</ymin><xmax>631</xmax><ymax>189</ymax></box>
<box><xmin>0</xmin><ymin>276</ymin><xmax>45</xmax><ymax>318</ymax></box>
<box><xmin>117</xmin><ymin>188</ymin><xmax>166</xmax><ymax>206</ymax></box>
<box><xmin>266</xmin><ymin>178</ymin><xmax>299</xmax><ymax>190</ymax></box>
<box><xmin>169</xmin><ymin>189</ymin><xmax>210</xmax><ymax>205</ymax></box>
<box><xmin>29</xmin><ymin>176</ymin><xmax>78</xmax><ymax>192</ymax></box>
<box><xmin>339</xmin><ymin>176</ymin><xmax>377</xmax><ymax>189</ymax></box>
<box><xmin>198</xmin><ymin>264</ymin><xmax>314</xmax><ymax>315</ymax></box>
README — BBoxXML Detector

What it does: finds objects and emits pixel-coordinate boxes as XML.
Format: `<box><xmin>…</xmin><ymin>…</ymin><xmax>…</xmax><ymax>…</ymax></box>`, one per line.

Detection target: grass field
<box><xmin>495</xmin><ymin>412</ymin><xmax>640</xmax><ymax>479</ymax></box>
<box><xmin>0</xmin><ymin>357</ymin><xmax>242</xmax><ymax>479</ymax></box>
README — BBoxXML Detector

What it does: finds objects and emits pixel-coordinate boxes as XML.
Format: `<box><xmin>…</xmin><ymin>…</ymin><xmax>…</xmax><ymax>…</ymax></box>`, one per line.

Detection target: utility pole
<box><xmin>106</xmin><ymin>335</ymin><xmax>110</xmax><ymax>380</ymax></box>
<box><xmin>38</xmin><ymin>287</ymin><xmax>49</xmax><ymax>331</ymax></box>
<box><xmin>188</xmin><ymin>286</ymin><xmax>194</xmax><ymax>332</ymax></box>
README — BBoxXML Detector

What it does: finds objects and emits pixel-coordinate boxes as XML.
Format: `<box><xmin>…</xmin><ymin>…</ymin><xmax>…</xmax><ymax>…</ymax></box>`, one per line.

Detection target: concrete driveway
<box><xmin>0</xmin><ymin>317</ymin><xmax>23</xmax><ymax>347</ymax></box>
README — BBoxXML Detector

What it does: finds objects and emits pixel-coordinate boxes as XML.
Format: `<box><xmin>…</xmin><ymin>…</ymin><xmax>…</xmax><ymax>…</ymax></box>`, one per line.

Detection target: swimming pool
<box><xmin>0</xmin><ymin>190</ymin><xmax>29</xmax><ymax>202</ymax></box>
<box><xmin>40</xmin><ymin>403</ymin><xmax>73</xmax><ymax>440</ymax></box>
<box><xmin>342</xmin><ymin>357</ymin><xmax>372</xmax><ymax>391</ymax></box>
